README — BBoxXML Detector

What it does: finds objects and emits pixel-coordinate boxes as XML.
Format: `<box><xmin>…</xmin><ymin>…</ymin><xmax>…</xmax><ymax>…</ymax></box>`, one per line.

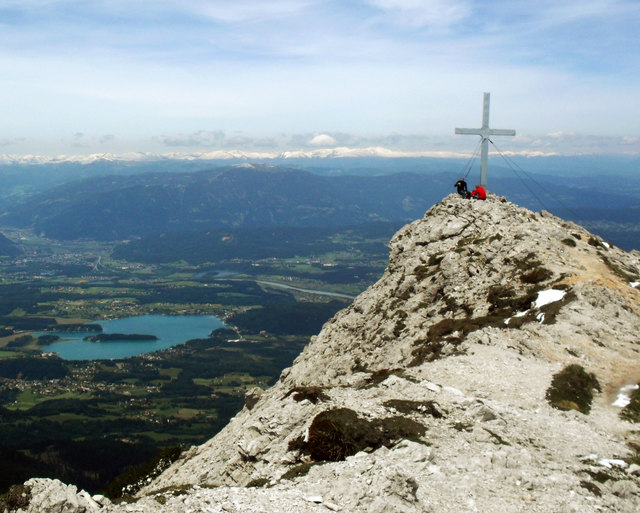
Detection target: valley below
<box><xmin>0</xmin><ymin>222</ymin><xmax>389</xmax><ymax>498</ymax></box>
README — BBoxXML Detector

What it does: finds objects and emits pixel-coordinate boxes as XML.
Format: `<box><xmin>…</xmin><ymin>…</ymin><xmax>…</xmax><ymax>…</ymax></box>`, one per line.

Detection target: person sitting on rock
<box><xmin>454</xmin><ymin>178</ymin><xmax>469</xmax><ymax>198</ymax></box>
<box><xmin>470</xmin><ymin>184</ymin><xmax>486</xmax><ymax>200</ymax></box>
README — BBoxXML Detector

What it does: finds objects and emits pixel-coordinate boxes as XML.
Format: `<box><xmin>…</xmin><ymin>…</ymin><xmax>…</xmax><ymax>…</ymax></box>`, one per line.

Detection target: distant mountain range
<box><xmin>1</xmin><ymin>153</ymin><xmax>638</xmax><ymax>207</ymax></box>
<box><xmin>1</xmin><ymin>162</ymin><xmax>638</xmax><ymax>250</ymax></box>
<box><xmin>2</xmin><ymin>148</ymin><xmax>639</xmax><ymax>173</ymax></box>
<box><xmin>1</xmin><ymin>166</ymin><xmax>452</xmax><ymax>240</ymax></box>
<box><xmin>0</xmin><ymin>147</ymin><xmax>451</xmax><ymax>165</ymax></box>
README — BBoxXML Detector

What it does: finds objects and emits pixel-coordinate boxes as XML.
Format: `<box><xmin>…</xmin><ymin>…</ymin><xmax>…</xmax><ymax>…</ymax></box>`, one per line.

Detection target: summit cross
<box><xmin>455</xmin><ymin>92</ymin><xmax>515</xmax><ymax>188</ymax></box>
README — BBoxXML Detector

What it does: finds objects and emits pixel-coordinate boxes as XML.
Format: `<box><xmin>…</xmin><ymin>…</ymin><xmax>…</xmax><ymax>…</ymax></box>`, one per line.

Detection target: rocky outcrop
<box><xmin>4</xmin><ymin>479</ymin><xmax>111</xmax><ymax>513</ymax></box>
<box><xmin>10</xmin><ymin>194</ymin><xmax>640</xmax><ymax>512</ymax></box>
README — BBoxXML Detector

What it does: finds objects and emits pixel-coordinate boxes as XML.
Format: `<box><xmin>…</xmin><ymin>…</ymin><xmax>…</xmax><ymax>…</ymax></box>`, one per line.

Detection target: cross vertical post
<box><xmin>455</xmin><ymin>92</ymin><xmax>516</xmax><ymax>188</ymax></box>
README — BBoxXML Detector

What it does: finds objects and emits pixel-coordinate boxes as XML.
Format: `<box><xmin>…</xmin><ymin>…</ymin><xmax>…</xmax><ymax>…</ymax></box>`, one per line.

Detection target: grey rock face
<box><xmin>17</xmin><ymin>194</ymin><xmax>640</xmax><ymax>512</ymax></box>
<box><xmin>16</xmin><ymin>478</ymin><xmax>109</xmax><ymax>513</ymax></box>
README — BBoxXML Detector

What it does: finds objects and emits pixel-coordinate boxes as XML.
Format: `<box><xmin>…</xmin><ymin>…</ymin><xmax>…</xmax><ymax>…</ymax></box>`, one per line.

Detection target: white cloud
<box><xmin>366</xmin><ymin>0</ymin><xmax>471</xmax><ymax>29</ymax></box>
<box><xmin>181</xmin><ymin>0</ymin><xmax>314</xmax><ymax>23</ymax></box>
<box><xmin>1</xmin><ymin>1</ymin><xmax>639</xmax><ymax>157</ymax></box>
<box><xmin>309</xmin><ymin>134</ymin><xmax>337</xmax><ymax>146</ymax></box>
<box><xmin>547</xmin><ymin>131</ymin><xmax>574</xmax><ymax>139</ymax></box>
<box><xmin>155</xmin><ymin>130</ymin><xmax>228</xmax><ymax>148</ymax></box>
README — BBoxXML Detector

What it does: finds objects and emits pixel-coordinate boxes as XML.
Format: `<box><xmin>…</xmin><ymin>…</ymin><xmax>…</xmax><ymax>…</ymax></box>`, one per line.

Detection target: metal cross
<box><xmin>455</xmin><ymin>92</ymin><xmax>515</xmax><ymax>188</ymax></box>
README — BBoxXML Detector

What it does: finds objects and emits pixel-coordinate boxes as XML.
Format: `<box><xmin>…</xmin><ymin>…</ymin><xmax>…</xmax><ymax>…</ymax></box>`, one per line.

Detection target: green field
<box><xmin>0</xmin><ymin>222</ymin><xmax>387</xmax><ymax>498</ymax></box>
<box><xmin>6</xmin><ymin>390</ymin><xmax>86</xmax><ymax>411</ymax></box>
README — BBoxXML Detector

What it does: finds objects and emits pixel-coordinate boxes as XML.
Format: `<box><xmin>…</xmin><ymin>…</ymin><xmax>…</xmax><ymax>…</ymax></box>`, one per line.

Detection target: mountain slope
<box><xmin>13</xmin><ymin>194</ymin><xmax>640</xmax><ymax>512</ymax></box>
<box><xmin>1</xmin><ymin>166</ymin><xmax>451</xmax><ymax>240</ymax></box>
<box><xmin>3</xmin><ymin>163</ymin><xmax>639</xmax><ymax>250</ymax></box>
<box><xmin>0</xmin><ymin>232</ymin><xmax>22</xmax><ymax>257</ymax></box>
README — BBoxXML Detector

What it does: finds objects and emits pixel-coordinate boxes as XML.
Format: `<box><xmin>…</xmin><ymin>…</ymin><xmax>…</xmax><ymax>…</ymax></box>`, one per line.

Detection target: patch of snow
<box><xmin>506</xmin><ymin>310</ymin><xmax>529</xmax><ymax>325</ymax></box>
<box><xmin>536</xmin><ymin>313</ymin><xmax>545</xmax><ymax>323</ymax></box>
<box><xmin>581</xmin><ymin>454</ymin><xmax>629</xmax><ymax>469</ymax></box>
<box><xmin>602</xmin><ymin>241</ymin><xmax>610</xmax><ymax>248</ymax></box>
<box><xmin>631</xmin><ymin>281</ymin><xmax>639</xmax><ymax>288</ymax></box>
<box><xmin>598</xmin><ymin>458</ymin><xmax>628</xmax><ymax>469</ymax></box>
<box><xmin>534</xmin><ymin>289</ymin><xmax>566</xmax><ymax>309</ymax></box>
<box><xmin>613</xmin><ymin>384</ymin><xmax>639</xmax><ymax>407</ymax></box>
<box><xmin>2</xmin><ymin>147</ymin><xmax>478</xmax><ymax>166</ymax></box>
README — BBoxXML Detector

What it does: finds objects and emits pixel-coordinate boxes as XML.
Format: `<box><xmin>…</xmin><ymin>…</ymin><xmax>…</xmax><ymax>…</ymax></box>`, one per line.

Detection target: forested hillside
<box><xmin>1</xmin><ymin>166</ymin><xmax>451</xmax><ymax>240</ymax></box>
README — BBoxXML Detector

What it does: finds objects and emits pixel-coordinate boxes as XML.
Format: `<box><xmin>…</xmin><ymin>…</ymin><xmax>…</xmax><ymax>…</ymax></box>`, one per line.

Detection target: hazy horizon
<box><xmin>1</xmin><ymin>1</ymin><xmax>639</xmax><ymax>158</ymax></box>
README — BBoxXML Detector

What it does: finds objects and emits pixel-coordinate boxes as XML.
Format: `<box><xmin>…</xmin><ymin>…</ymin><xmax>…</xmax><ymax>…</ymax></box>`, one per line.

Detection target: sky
<box><xmin>1</xmin><ymin>0</ymin><xmax>640</xmax><ymax>160</ymax></box>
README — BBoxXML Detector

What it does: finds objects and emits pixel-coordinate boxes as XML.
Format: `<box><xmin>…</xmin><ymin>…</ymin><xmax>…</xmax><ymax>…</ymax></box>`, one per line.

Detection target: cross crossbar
<box><xmin>455</xmin><ymin>92</ymin><xmax>515</xmax><ymax>188</ymax></box>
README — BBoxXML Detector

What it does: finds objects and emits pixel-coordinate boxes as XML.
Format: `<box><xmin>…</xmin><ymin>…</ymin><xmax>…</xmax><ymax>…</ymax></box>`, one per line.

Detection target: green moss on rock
<box><xmin>362</xmin><ymin>368</ymin><xmax>413</xmax><ymax>388</ymax></box>
<box><xmin>383</xmin><ymin>399</ymin><xmax>445</xmax><ymax>418</ymax></box>
<box><xmin>283</xmin><ymin>386</ymin><xmax>329</xmax><ymax>404</ymax></box>
<box><xmin>514</xmin><ymin>252</ymin><xmax>541</xmax><ymax>271</ymax></box>
<box><xmin>410</xmin><ymin>312</ymin><xmax>510</xmax><ymax>366</ymax></box>
<box><xmin>520</xmin><ymin>267</ymin><xmax>553</xmax><ymax>284</ymax></box>
<box><xmin>290</xmin><ymin>408</ymin><xmax>426</xmax><ymax>462</ymax></box>
<box><xmin>588</xmin><ymin>236</ymin><xmax>601</xmax><ymax>247</ymax></box>
<box><xmin>246</xmin><ymin>477</ymin><xmax>270</xmax><ymax>488</ymax></box>
<box><xmin>0</xmin><ymin>484</ymin><xmax>31</xmax><ymax>512</ymax></box>
<box><xmin>409</xmin><ymin>338</ymin><xmax>446</xmax><ymax>366</ymax></box>
<box><xmin>281</xmin><ymin>462</ymin><xmax>317</xmax><ymax>481</ymax></box>
<box><xmin>487</xmin><ymin>285</ymin><xmax>536</xmax><ymax>312</ymax></box>
<box><xmin>620</xmin><ymin>384</ymin><xmax>640</xmax><ymax>423</ymax></box>
<box><xmin>393</xmin><ymin>310</ymin><xmax>408</xmax><ymax>337</ymax></box>
<box><xmin>579</xmin><ymin>480</ymin><xmax>602</xmax><ymax>497</ymax></box>
<box><xmin>546</xmin><ymin>364</ymin><xmax>601</xmax><ymax>414</ymax></box>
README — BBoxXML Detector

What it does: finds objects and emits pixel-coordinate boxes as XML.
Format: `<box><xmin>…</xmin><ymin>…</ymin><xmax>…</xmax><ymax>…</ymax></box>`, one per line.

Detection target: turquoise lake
<box><xmin>40</xmin><ymin>315</ymin><xmax>225</xmax><ymax>361</ymax></box>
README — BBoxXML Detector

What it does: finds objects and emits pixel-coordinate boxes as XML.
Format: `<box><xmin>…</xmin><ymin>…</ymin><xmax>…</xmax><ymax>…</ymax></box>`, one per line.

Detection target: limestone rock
<box><xmin>20</xmin><ymin>194</ymin><xmax>640</xmax><ymax>512</ymax></box>
<box><xmin>19</xmin><ymin>478</ymin><xmax>107</xmax><ymax>513</ymax></box>
<box><xmin>244</xmin><ymin>387</ymin><xmax>264</xmax><ymax>410</ymax></box>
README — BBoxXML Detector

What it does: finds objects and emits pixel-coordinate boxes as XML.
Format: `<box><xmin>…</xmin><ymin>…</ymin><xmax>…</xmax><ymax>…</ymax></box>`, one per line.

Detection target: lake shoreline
<box><xmin>39</xmin><ymin>314</ymin><xmax>225</xmax><ymax>361</ymax></box>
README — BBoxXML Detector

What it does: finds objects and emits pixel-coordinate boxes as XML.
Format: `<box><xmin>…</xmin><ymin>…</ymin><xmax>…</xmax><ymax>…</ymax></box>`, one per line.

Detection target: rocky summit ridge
<box><xmin>7</xmin><ymin>194</ymin><xmax>640</xmax><ymax>513</ymax></box>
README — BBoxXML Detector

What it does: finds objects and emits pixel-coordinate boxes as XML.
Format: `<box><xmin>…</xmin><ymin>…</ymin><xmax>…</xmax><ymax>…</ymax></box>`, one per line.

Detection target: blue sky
<box><xmin>1</xmin><ymin>0</ymin><xmax>639</xmax><ymax>158</ymax></box>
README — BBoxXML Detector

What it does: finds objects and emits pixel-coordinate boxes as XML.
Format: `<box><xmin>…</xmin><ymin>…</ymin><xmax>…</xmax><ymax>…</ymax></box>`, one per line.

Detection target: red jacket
<box><xmin>470</xmin><ymin>185</ymin><xmax>486</xmax><ymax>200</ymax></box>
